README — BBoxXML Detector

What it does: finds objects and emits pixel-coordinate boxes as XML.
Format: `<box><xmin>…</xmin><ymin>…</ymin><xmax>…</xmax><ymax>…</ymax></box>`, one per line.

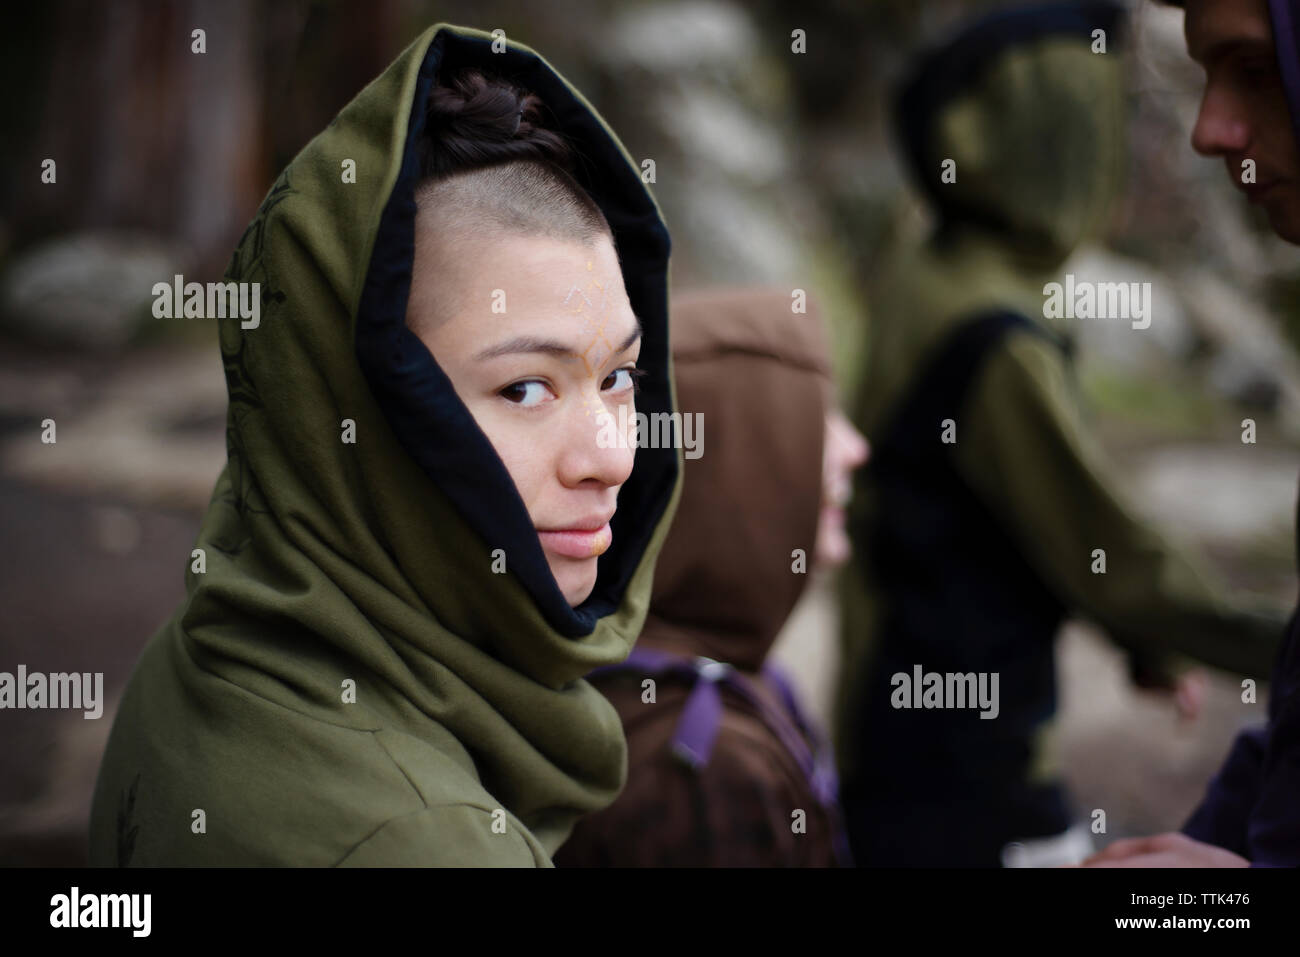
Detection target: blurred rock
<box><xmin>604</xmin><ymin>0</ymin><xmax>758</xmax><ymax>74</ymax></box>
<box><xmin>1132</xmin><ymin>444</ymin><xmax>1300</xmax><ymax>542</ymax></box>
<box><xmin>596</xmin><ymin>0</ymin><xmax>814</xmax><ymax>287</ymax></box>
<box><xmin>657</xmin><ymin>86</ymin><xmax>788</xmax><ymax>184</ymax></box>
<box><xmin>0</xmin><ymin>345</ymin><xmax>226</xmax><ymax>509</ymax></box>
<box><xmin>1063</xmin><ymin>245</ymin><xmax>1300</xmax><ymax>435</ymax></box>
<box><xmin>1177</xmin><ymin>267</ymin><xmax>1300</xmax><ymax>433</ymax></box>
<box><xmin>1066</xmin><ymin>246</ymin><xmax>1197</xmax><ymax>373</ymax></box>
<box><xmin>0</xmin><ymin>230</ymin><xmax>181</xmax><ymax>350</ymax></box>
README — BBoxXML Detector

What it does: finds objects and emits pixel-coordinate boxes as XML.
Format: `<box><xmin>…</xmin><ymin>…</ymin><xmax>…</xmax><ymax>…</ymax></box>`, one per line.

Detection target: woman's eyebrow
<box><xmin>475</xmin><ymin>316</ymin><xmax>643</xmax><ymax>361</ymax></box>
<box><xmin>614</xmin><ymin>318</ymin><xmax>642</xmax><ymax>354</ymax></box>
<box><xmin>475</xmin><ymin>336</ymin><xmax>578</xmax><ymax>361</ymax></box>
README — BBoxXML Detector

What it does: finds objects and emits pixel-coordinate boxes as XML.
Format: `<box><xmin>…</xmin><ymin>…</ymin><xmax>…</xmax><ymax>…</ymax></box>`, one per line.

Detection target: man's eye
<box><xmin>602</xmin><ymin>367</ymin><xmax>644</xmax><ymax>393</ymax></box>
<box><xmin>500</xmin><ymin>380</ymin><xmax>552</xmax><ymax>407</ymax></box>
<box><xmin>1238</xmin><ymin>58</ymin><xmax>1278</xmax><ymax>82</ymax></box>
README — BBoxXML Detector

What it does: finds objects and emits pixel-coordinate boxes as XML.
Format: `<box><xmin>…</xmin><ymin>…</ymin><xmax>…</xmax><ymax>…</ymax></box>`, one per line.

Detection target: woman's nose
<box><xmin>556</xmin><ymin>394</ymin><xmax>636</xmax><ymax>490</ymax></box>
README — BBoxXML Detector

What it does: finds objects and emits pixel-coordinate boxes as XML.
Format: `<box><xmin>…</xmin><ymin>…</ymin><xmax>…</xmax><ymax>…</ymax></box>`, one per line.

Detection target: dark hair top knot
<box><xmin>420</xmin><ymin>68</ymin><xmax>575</xmax><ymax>180</ymax></box>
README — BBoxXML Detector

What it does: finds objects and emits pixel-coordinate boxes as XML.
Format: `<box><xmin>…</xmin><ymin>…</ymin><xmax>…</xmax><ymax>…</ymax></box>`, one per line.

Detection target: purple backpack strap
<box><xmin>588</xmin><ymin>646</ymin><xmax>729</xmax><ymax>769</ymax></box>
<box><xmin>671</xmin><ymin>659</ymin><xmax>731</xmax><ymax>769</ymax></box>
<box><xmin>761</xmin><ymin>662</ymin><xmax>840</xmax><ymax>806</ymax></box>
<box><xmin>761</xmin><ymin>660</ymin><xmax>856</xmax><ymax>867</ymax></box>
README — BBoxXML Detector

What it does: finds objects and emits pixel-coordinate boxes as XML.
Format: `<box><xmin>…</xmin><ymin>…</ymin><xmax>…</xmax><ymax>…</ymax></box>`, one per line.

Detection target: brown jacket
<box><xmin>556</xmin><ymin>287</ymin><xmax>850</xmax><ymax>867</ymax></box>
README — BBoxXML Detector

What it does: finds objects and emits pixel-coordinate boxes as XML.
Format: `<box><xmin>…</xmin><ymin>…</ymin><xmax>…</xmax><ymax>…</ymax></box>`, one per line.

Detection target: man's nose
<box><xmin>1191</xmin><ymin>83</ymin><xmax>1251</xmax><ymax>157</ymax></box>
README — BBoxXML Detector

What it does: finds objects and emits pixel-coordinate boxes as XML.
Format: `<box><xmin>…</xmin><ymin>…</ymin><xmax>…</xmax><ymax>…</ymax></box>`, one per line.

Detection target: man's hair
<box><xmin>415</xmin><ymin>68</ymin><xmax>612</xmax><ymax>246</ymax></box>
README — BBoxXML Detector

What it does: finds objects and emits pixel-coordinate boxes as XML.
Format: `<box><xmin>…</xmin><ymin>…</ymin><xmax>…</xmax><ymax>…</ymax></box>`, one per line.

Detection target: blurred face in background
<box><xmin>1185</xmin><ymin>0</ymin><xmax>1300</xmax><ymax>243</ymax></box>
<box><xmin>814</xmin><ymin>409</ymin><xmax>869</xmax><ymax>569</ymax></box>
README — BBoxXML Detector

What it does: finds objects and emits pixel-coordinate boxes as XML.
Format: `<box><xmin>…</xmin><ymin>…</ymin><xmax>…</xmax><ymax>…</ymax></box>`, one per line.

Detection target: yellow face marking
<box><xmin>561</xmin><ymin>270</ymin><xmax>618</xmax><ymax>417</ymax></box>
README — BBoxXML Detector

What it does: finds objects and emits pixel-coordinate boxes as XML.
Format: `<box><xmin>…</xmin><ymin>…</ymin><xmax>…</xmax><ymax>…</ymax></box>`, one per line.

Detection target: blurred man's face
<box><xmin>1186</xmin><ymin>0</ymin><xmax>1300</xmax><ymax>243</ymax></box>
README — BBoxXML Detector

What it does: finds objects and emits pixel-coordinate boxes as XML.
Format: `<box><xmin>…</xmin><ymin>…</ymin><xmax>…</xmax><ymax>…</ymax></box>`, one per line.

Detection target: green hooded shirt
<box><xmin>88</xmin><ymin>24</ymin><xmax>681</xmax><ymax>867</ymax></box>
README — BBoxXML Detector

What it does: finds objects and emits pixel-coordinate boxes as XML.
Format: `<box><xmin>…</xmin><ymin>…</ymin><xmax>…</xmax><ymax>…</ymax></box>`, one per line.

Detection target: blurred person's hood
<box><xmin>91</xmin><ymin>23</ymin><xmax>680</xmax><ymax>864</ymax></box>
<box><xmin>895</xmin><ymin>0</ymin><xmax>1128</xmax><ymax>270</ymax></box>
<box><xmin>634</xmin><ymin>287</ymin><xmax>832</xmax><ymax>673</ymax></box>
<box><xmin>1270</xmin><ymin>0</ymin><xmax>1300</xmax><ymax>151</ymax></box>
<box><xmin>856</xmin><ymin>1</ymin><xmax>1121</xmax><ymax>434</ymax></box>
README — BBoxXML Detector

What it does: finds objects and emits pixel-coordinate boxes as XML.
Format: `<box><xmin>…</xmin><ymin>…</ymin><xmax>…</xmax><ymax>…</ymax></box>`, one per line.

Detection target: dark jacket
<box><xmin>556</xmin><ymin>287</ymin><xmax>851</xmax><ymax>867</ymax></box>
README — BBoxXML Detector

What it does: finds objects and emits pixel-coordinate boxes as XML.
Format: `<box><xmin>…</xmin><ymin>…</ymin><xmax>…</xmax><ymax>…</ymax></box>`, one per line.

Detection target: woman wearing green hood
<box><xmin>88</xmin><ymin>24</ymin><xmax>679</xmax><ymax>866</ymax></box>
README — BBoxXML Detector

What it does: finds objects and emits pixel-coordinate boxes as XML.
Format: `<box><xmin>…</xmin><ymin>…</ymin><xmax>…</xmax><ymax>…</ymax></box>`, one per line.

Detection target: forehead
<box><xmin>426</xmin><ymin>229</ymin><xmax>641</xmax><ymax>351</ymax></box>
<box><xmin>493</xmin><ymin>233</ymin><xmax>632</xmax><ymax>324</ymax></box>
<box><xmin>415</xmin><ymin>221</ymin><xmax>632</xmax><ymax>314</ymax></box>
<box><xmin>436</xmin><ymin>226</ymin><xmax>616</xmax><ymax>286</ymax></box>
<box><xmin>1185</xmin><ymin>0</ymin><xmax>1275</xmax><ymax>64</ymax></box>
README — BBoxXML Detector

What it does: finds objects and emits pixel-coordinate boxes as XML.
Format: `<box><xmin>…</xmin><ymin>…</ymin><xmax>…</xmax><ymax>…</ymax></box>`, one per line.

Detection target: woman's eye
<box><xmin>500</xmin><ymin>380</ymin><xmax>552</xmax><ymax>407</ymax></box>
<box><xmin>602</xmin><ymin>367</ymin><xmax>642</xmax><ymax>393</ymax></box>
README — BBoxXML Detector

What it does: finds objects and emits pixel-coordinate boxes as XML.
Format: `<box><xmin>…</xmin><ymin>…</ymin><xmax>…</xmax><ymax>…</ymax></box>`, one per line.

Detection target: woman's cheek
<box><xmin>466</xmin><ymin>403</ymin><xmax>523</xmax><ymax>496</ymax></box>
<box><xmin>617</xmin><ymin>393</ymin><xmax>638</xmax><ymax>449</ymax></box>
<box><xmin>483</xmin><ymin>412</ymin><xmax>548</xmax><ymax>516</ymax></box>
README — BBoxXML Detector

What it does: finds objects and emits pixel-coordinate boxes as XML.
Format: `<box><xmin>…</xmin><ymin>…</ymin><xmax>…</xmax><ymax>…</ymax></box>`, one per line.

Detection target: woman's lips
<box><xmin>538</xmin><ymin>522</ymin><xmax>613</xmax><ymax>559</ymax></box>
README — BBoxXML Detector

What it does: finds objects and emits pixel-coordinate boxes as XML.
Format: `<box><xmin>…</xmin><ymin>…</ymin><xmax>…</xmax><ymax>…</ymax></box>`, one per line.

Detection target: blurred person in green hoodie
<box><xmin>834</xmin><ymin>0</ymin><xmax>1286</xmax><ymax>868</ymax></box>
<box><xmin>88</xmin><ymin>25</ymin><xmax>680</xmax><ymax>866</ymax></box>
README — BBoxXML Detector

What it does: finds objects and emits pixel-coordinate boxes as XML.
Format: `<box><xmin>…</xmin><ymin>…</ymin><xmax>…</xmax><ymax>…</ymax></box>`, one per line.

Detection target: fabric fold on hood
<box><xmin>636</xmin><ymin>286</ymin><xmax>831</xmax><ymax>673</ymax></box>
<box><xmin>90</xmin><ymin>23</ymin><xmax>679</xmax><ymax>864</ymax></box>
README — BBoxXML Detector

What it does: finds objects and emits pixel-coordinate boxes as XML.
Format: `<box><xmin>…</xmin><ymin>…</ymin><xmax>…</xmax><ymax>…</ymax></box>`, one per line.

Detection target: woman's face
<box><xmin>407</xmin><ymin>227</ymin><xmax>641</xmax><ymax>607</ymax></box>
<box><xmin>814</xmin><ymin>409</ymin><xmax>870</xmax><ymax>569</ymax></box>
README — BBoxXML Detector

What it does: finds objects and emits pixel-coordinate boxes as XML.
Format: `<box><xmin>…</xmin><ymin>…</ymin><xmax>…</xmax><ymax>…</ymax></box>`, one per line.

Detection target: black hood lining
<box><xmin>354</xmin><ymin>28</ymin><xmax>676</xmax><ymax>639</ymax></box>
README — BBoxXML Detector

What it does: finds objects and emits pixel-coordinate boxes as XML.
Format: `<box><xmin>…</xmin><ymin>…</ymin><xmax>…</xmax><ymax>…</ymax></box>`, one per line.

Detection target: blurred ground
<box><xmin>0</xmin><ymin>340</ymin><xmax>223</xmax><ymax>865</ymax></box>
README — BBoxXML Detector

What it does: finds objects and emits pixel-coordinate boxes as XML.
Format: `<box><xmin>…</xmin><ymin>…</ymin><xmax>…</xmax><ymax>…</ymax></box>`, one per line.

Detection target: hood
<box><xmin>634</xmin><ymin>287</ymin><xmax>831</xmax><ymax>673</ymax></box>
<box><xmin>197</xmin><ymin>24</ymin><xmax>679</xmax><ymax>848</ymax></box>
<box><xmin>1271</xmin><ymin>0</ymin><xmax>1300</xmax><ymax>151</ymax></box>
<box><xmin>895</xmin><ymin>0</ymin><xmax>1128</xmax><ymax>268</ymax></box>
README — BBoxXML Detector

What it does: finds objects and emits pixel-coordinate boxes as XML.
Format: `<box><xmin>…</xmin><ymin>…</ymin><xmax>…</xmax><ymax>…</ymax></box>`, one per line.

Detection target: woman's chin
<box><xmin>550</xmin><ymin>557</ymin><xmax>599</xmax><ymax>607</ymax></box>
